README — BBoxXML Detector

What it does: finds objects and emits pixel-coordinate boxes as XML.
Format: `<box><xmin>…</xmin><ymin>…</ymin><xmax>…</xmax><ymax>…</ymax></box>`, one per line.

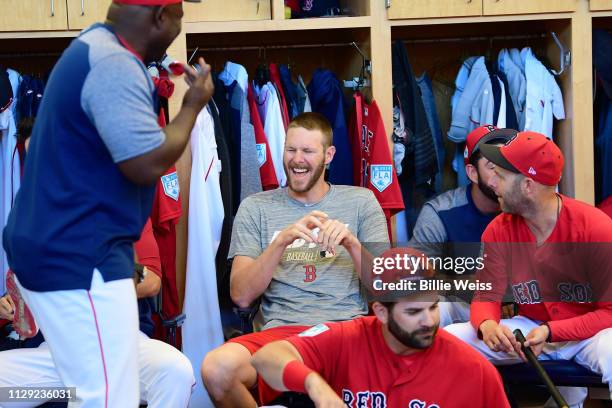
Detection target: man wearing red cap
<box><xmin>446</xmin><ymin>131</ymin><xmax>612</xmax><ymax>406</ymax></box>
<box><xmin>2</xmin><ymin>1</ymin><xmax>214</xmax><ymax>406</ymax></box>
<box><xmin>409</xmin><ymin>125</ymin><xmax>514</xmax><ymax>326</ymax></box>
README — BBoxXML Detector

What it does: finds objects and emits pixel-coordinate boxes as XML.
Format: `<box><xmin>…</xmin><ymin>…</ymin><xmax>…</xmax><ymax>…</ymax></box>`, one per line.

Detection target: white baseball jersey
<box><xmin>182</xmin><ymin>105</ymin><xmax>225</xmax><ymax>408</ymax></box>
<box><xmin>0</xmin><ymin>96</ymin><xmax>19</xmax><ymax>295</ymax></box>
<box><xmin>255</xmin><ymin>82</ymin><xmax>287</xmax><ymax>187</ymax></box>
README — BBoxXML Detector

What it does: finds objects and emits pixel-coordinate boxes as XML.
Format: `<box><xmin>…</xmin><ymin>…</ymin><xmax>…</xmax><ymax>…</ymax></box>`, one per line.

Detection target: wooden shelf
<box><xmin>0</xmin><ymin>30</ymin><xmax>77</xmax><ymax>39</ymax></box>
<box><xmin>185</xmin><ymin>16</ymin><xmax>372</xmax><ymax>34</ymax></box>
<box><xmin>389</xmin><ymin>12</ymin><xmax>574</xmax><ymax>26</ymax></box>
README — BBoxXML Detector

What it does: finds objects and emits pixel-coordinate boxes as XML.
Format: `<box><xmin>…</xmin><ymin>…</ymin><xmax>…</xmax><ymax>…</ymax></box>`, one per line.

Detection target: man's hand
<box><xmin>522</xmin><ymin>325</ymin><xmax>549</xmax><ymax>358</ymax></box>
<box><xmin>182</xmin><ymin>57</ymin><xmax>214</xmax><ymax>112</ymax></box>
<box><xmin>316</xmin><ymin>219</ymin><xmax>357</xmax><ymax>256</ymax></box>
<box><xmin>305</xmin><ymin>373</ymin><xmax>345</xmax><ymax>408</ymax></box>
<box><xmin>276</xmin><ymin>211</ymin><xmax>329</xmax><ymax>248</ymax></box>
<box><xmin>479</xmin><ymin>320</ymin><xmax>521</xmax><ymax>354</ymax></box>
<box><xmin>0</xmin><ymin>295</ymin><xmax>15</xmax><ymax>321</ymax></box>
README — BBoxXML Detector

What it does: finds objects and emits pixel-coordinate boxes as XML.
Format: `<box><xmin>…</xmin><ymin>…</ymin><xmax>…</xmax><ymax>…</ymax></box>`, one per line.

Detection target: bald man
<box><xmin>2</xmin><ymin>1</ymin><xmax>213</xmax><ymax>406</ymax></box>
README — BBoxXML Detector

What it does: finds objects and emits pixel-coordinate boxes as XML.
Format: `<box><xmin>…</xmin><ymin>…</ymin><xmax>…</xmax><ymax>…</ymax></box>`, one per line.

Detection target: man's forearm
<box><xmin>345</xmin><ymin>237</ymin><xmax>371</xmax><ymax>283</ymax></box>
<box><xmin>118</xmin><ymin>105</ymin><xmax>202</xmax><ymax>185</ymax></box>
<box><xmin>230</xmin><ymin>239</ymin><xmax>288</xmax><ymax>308</ymax></box>
<box><xmin>251</xmin><ymin>341</ymin><xmax>304</xmax><ymax>391</ymax></box>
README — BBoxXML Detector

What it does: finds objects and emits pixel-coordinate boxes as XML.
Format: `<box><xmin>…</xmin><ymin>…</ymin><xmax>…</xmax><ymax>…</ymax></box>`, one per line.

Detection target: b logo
<box><xmin>303</xmin><ymin>265</ymin><xmax>317</xmax><ymax>282</ymax></box>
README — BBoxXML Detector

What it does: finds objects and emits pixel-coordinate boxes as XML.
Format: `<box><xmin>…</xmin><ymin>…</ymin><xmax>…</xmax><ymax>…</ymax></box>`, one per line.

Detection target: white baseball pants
<box><xmin>14</xmin><ymin>270</ymin><xmax>139</xmax><ymax>408</ymax></box>
<box><xmin>445</xmin><ymin>316</ymin><xmax>612</xmax><ymax>407</ymax></box>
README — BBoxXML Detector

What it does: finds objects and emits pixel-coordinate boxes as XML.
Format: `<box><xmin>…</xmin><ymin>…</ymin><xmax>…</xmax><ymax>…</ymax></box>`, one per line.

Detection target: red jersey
<box><xmin>151</xmin><ymin>166</ymin><xmax>182</xmax><ymax>319</ymax></box>
<box><xmin>287</xmin><ymin>317</ymin><xmax>509</xmax><ymax>408</ymax></box>
<box><xmin>472</xmin><ymin>195</ymin><xmax>612</xmax><ymax>342</ymax></box>
<box><xmin>248</xmin><ymin>84</ymin><xmax>279</xmax><ymax>191</ymax></box>
<box><xmin>351</xmin><ymin>93</ymin><xmax>404</xmax><ymax>235</ymax></box>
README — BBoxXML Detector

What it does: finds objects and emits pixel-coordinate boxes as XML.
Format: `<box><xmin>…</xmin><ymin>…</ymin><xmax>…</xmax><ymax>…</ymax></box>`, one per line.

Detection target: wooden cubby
<box><xmin>591</xmin><ymin>0</ymin><xmax>612</xmax><ymax>11</ymax></box>
<box><xmin>389</xmin><ymin>19</ymin><xmax>573</xmax><ymax>193</ymax></box>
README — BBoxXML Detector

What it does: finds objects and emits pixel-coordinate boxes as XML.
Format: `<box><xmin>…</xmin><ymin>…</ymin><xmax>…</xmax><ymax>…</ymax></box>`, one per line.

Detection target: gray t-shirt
<box><xmin>228</xmin><ymin>185</ymin><xmax>389</xmax><ymax>329</ymax></box>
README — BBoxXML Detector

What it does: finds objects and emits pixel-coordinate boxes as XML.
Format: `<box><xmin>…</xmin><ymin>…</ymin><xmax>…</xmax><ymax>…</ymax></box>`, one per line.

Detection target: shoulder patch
<box><xmin>161</xmin><ymin>171</ymin><xmax>180</xmax><ymax>201</ymax></box>
<box><xmin>256</xmin><ymin>143</ymin><xmax>267</xmax><ymax>167</ymax></box>
<box><xmin>298</xmin><ymin>324</ymin><xmax>330</xmax><ymax>338</ymax></box>
<box><xmin>370</xmin><ymin>164</ymin><xmax>393</xmax><ymax>192</ymax></box>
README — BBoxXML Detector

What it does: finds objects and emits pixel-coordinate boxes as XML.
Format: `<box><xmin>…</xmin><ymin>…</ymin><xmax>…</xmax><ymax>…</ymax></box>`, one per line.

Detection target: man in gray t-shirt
<box><xmin>202</xmin><ymin>113</ymin><xmax>389</xmax><ymax>408</ymax></box>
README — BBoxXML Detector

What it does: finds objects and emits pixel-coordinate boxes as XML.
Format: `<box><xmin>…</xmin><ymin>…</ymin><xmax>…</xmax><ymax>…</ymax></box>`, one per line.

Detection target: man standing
<box><xmin>202</xmin><ymin>112</ymin><xmax>389</xmax><ymax>407</ymax></box>
<box><xmin>446</xmin><ymin>131</ymin><xmax>612</xmax><ymax>406</ymax></box>
<box><xmin>251</xmin><ymin>248</ymin><xmax>510</xmax><ymax>408</ymax></box>
<box><xmin>409</xmin><ymin>125</ymin><xmax>515</xmax><ymax>326</ymax></box>
<box><xmin>2</xmin><ymin>1</ymin><xmax>213</xmax><ymax>406</ymax></box>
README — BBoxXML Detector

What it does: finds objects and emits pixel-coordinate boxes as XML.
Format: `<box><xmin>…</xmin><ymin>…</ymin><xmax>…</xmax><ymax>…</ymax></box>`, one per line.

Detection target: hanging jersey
<box><xmin>269</xmin><ymin>63</ymin><xmax>290</xmax><ymax>131</ymax></box>
<box><xmin>248</xmin><ymin>84</ymin><xmax>278</xmax><ymax>190</ymax></box>
<box><xmin>0</xmin><ymin>97</ymin><xmax>19</xmax><ymax>295</ymax></box>
<box><xmin>150</xmin><ymin>78</ymin><xmax>182</xmax><ymax>323</ymax></box>
<box><xmin>255</xmin><ymin>82</ymin><xmax>287</xmax><ymax>187</ymax></box>
<box><xmin>352</xmin><ymin>92</ymin><xmax>404</xmax><ymax>235</ymax></box>
<box><xmin>308</xmin><ymin>69</ymin><xmax>353</xmax><ymax>185</ymax></box>
<box><xmin>182</xmin><ymin>106</ymin><xmax>225</xmax><ymax>407</ymax></box>
<box><xmin>151</xmin><ymin>165</ymin><xmax>182</xmax><ymax>321</ymax></box>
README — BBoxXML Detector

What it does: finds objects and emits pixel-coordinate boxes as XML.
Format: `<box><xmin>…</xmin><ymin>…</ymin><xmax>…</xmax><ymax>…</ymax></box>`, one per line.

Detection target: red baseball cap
<box><xmin>113</xmin><ymin>0</ymin><xmax>181</xmax><ymax>5</ymax></box>
<box><xmin>464</xmin><ymin>125</ymin><xmax>517</xmax><ymax>165</ymax></box>
<box><xmin>480</xmin><ymin>131</ymin><xmax>564</xmax><ymax>186</ymax></box>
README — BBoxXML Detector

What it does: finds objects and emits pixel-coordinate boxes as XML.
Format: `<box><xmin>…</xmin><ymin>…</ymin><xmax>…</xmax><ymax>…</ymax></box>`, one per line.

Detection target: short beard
<box><xmin>387</xmin><ymin>311</ymin><xmax>438</xmax><ymax>349</ymax></box>
<box><xmin>500</xmin><ymin>178</ymin><xmax>534</xmax><ymax>215</ymax></box>
<box><xmin>284</xmin><ymin>159</ymin><xmax>326</xmax><ymax>194</ymax></box>
<box><xmin>477</xmin><ymin>173</ymin><xmax>500</xmax><ymax>202</ymax></box>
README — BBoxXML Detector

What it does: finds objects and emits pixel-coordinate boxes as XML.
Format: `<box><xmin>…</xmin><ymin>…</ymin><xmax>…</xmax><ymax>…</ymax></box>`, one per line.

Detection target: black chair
<box><xmin>268</xmin><ymin>391</ymin><xmax>316</xmax><ymax>407</ymax></box>
<box><xmin>150</xmin><ymin>285</ymin><xmax>185</xmax><ymax>349</ymax></box>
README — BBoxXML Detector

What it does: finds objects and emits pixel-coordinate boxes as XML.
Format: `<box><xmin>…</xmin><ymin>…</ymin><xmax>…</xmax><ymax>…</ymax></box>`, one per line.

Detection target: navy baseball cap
<box><xmin>464</xmin><ymin>125</ymin><xmax>517</xmax><ymax>164</ymax></box>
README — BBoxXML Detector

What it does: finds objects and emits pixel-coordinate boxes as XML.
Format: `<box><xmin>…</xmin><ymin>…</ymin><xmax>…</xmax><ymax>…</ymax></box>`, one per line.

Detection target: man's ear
<box><xmin>151</xmin><ymin>5</ymin><xmax>165</xmax><ymax>29</ymax></box>
<box><xmin>522</xmin><ymin>177</ymin><xmax>537</xmax><ymax>197</ymax></box>
<box><xmin>372</xmin><ymin>302</ymin><xmax>389</xmax><ymax>325</ymax></box>
<box><xmin>325</xmin><ymin>145</ymin><xmax>336</xmax><ymax>165</ymax></box>
<box><xmin>465</xmin><ymin>163</ymin><xmax>479</xmax><ymax>185</ymax></box>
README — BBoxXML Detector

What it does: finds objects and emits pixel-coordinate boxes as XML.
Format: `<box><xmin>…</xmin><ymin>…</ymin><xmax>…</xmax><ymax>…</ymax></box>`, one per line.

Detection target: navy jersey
<box><xmin>409</xmin><ymin>185</ymin><xmax>497</xmax><ymax>271</ymax></box>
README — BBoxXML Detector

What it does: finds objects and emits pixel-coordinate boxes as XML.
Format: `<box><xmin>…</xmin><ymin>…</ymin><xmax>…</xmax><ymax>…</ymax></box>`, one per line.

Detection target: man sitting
<box><xmin>252</xmin><ymin>248</ymin><xmax>511</xmax><ymax>407</ymax></box>
<box><xmin>202</xmin><ymin>113</ymin><xmax>389</xmax><ymax>407</ymax></box>
<box><xmin>446</xmin><ymin>131</ymin><xmax>612</xmax><ymax>407</ymax></box>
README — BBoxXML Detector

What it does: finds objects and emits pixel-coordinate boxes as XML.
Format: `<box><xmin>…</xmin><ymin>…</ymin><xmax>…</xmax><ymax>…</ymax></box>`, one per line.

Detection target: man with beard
<box><xmin>446</xmin><ymin>131</ymin><xmax>612</xmax><ymax>407</ymax></box>
<box><xmin>2</xmin><ymin>0</ymin><xmax>214</xmax><ymax>405</ymax></box>
<box><xmin>409</xmin><ymin>125</ymin><xmax>515</xmax><ymax>326</ymax></box>
<box><xmin>251</xmin><ymin>247</ymin><xmax>510</xmax><ymax>407</ymax></box>
<box><xmin>202</xmin><ymin>112</ymin><xmax>389</xmax><ymax>407</ymax></box>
